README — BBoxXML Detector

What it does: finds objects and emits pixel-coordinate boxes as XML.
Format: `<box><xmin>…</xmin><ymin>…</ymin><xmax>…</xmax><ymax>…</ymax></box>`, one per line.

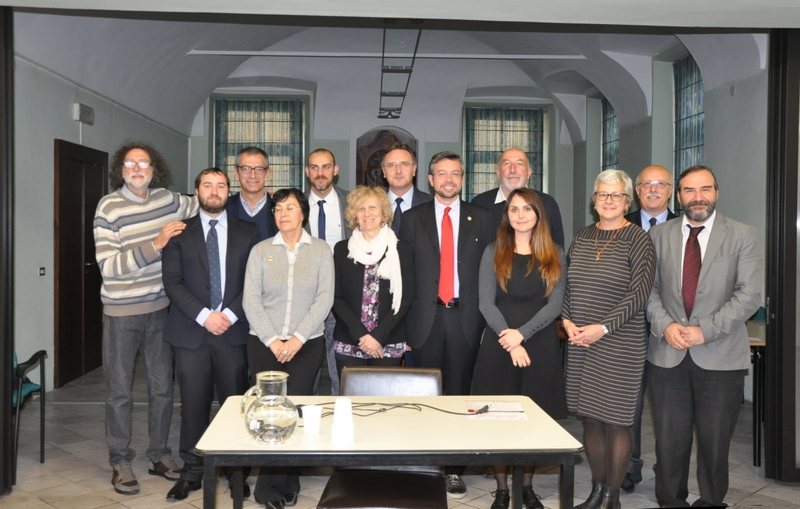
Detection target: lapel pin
<box><xmin>467</xmin><ymin>216</ymin><xmax>472</xmax><ymax>221</ymax></box>
<box><xmin>268</xmin><ymin>256</ymin><xmax>273</xmax><ymax>262</ymax></box>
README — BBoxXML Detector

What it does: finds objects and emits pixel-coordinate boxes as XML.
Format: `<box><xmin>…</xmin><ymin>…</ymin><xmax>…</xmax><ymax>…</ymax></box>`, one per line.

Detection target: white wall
<box><xmin>14</xmin><ymin>58</ymin><xmax>189</xmax><ymax>389</ymax></box>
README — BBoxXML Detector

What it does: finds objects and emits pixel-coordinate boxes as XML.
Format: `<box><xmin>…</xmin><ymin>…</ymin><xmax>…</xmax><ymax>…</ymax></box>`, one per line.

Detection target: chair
<box><xmin>317</xmin><ymin>367</ymin><xmax>448</xmax><ymax>509</ymax></box>
<box><xmin>12</xmin><ymin>350</ymin><xmax>46</xmax><ymax>485</ymax></box>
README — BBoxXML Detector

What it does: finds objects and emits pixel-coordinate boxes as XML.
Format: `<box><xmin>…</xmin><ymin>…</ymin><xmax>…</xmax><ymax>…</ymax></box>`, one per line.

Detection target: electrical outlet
<box><xmin>39</xmin><ymin>267</ymin><xmax>45</xmax><ymax>276</ymax></box>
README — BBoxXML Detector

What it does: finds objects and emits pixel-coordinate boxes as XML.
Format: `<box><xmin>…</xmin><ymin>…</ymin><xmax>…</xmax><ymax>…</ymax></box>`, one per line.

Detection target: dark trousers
<box><xmin>627</xmin><ymin>361</ymin><xmax>648</xmax><ymax>481</ymax></box>
<box><xmin>648</xmin><ymin>353</ymin><xmax>745</xmax><ymax>507</ymax></box>
<box><xmin>411</xmin><ymin>305</ymin><xmax>479</xmax><ymax>476</ymax></box>
<box><xmin>411</xmin><ymin>305</ymin><xmax>479</xmax><ymax>396</ymax></box>
<box><xmin>174</xmin><ymin>335</ymin><xmax>248</xmax><ymax>482</ymax></box>
<box><xmin>248</xmin><ymin>335</ymin><xmax>325</xmax><ymax>502</ymax></box>
<box><xmin>335</xmin><ymin>352</ymin><xmax>402</xmax><ymax>380</ymax></box>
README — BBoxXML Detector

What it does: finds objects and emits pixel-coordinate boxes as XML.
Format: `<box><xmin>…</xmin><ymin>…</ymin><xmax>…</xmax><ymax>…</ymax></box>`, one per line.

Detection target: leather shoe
<box><xmin>621</xmin><ymin>473</ymin><xmax>636</xmax><ymax>494</ymax></box>
<box><xmin>227</xmin><ymin>475</ymin><xmax>250</xmax><ymax>499</ymax></box>
<box><xmin>255</xmin><ymin>494</ymin><xmax>285</xmax><ymax>509</ymax></box>
<box><xmin>283</xmin><ymin>492</ymin><xmax>299</xmax><ymax>506</ymax></box>
<box><xmin>166</xmin><ymin>479</ymin><xmax>201</xmax><ymax>501</ymax></box>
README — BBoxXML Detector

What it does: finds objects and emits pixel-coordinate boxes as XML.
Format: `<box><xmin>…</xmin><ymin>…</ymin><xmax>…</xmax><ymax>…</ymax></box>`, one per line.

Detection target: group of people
<box><xmin>93</xmin><ymin>138</ymin><xmax>762</xmax><ymax>509</ymax></box>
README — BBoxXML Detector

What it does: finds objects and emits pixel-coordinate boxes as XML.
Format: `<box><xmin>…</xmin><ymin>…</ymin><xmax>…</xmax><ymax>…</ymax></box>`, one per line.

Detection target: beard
<box><xmin>684</xmin><ymin>199</ymin><xmax>716</xmax><ymax>222</ymax></box>
<box><xmin>199</xmin><ymin>194</ymin><xmax>227</xmax><ymax>214</ymax></box>
<box><xmin>124</xmin><ymin>173</ymin><xmax>152</xmax><ymax>193</ymax></box>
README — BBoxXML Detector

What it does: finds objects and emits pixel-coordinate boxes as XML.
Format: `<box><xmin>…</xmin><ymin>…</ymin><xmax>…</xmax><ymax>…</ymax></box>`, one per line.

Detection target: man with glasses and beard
<box><xmin>227</xmin><ymin>146</ymin><xmax>278</xmax><ymax>241</ymax></box>
<box><xmin>162</xmin><ymin>168</ymin><xmax>260</xmax><ymax>501</ymax></box>
<box><xmin>646</xmin><ymin>165</ymin><xmax>763</xmax><ymax>508</ymax></box>
<box><xmin>94</xmin><ymin>142</ymin><xmax>197</xmax><ymax>495</ymax></box>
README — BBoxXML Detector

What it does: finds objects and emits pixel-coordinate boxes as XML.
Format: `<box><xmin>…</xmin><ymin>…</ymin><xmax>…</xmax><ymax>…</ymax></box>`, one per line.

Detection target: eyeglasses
<box><xmin>123</xmin><ymin>160</ymin><xmax>151</xmax><ymax>169</ymax></box>
<box><xmin>594</xmin><ymin>192</ymin><xmax>629</xmax><ymax>202</ymax></box>
<box><xmin>237</xmin><ymin>165</ymin><xmax>267</xmax><ymax>175</ymax></box>
<box><xmin>637</xmin><ymin>180</ymin><xmax>672</xmax><ymax>189</ymax></box>
<box><xmin>274</xmin><ymin>205</ymin><xmax>298</xmax><ymax>214</ymax></box>
<box><xmin>432</xmin><ymin>171</ymin><xmax>463</xmax><ymax>180</ymax></box>
<box><xmin>384</xmin><ymin>161</ymin><xmax>413</xmax><ymax>170</ymax></box>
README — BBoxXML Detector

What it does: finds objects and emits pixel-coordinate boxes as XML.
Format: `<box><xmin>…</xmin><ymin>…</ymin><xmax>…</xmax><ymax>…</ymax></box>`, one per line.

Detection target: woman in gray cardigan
<box><xmin>243</xmin><ymin>187</ymin><xmax>334</xmax><ymax>508</ymax></box>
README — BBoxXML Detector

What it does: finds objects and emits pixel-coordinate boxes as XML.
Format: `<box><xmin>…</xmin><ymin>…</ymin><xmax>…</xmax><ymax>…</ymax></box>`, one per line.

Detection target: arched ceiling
<box><xmin>14</xmin><ymin>11</ymin><xmax>766</xmax><ymax>144</ymax></box>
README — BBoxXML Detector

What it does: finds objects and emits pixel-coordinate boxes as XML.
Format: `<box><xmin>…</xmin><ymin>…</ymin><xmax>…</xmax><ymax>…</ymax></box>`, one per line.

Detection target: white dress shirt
<box><xmin>195</xmin><ymin>210</ymin><xmax>238</xmax><ymax>326</ymax></box>
<box><xmin>679</xmin><ymin>210</ymin><xmax>717</xmax><ymax>289</ymax></box>
<box><xmin>307</xmin><ymin>189</ymin><xmax>343</xmax><ymax>251</ymax></box>
<box><xmin>433</xmin><ymin>197</ymin><xmax>461</xmax><ymax>298</ymax></box>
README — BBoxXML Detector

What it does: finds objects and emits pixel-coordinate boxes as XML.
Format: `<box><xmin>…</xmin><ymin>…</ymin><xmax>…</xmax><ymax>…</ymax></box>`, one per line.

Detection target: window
<box><xmin>463</xmin><ymin>107</ymin><xmax>544</xmax><ymax>201</ymax></box>
<box><xmin>601</xmin><ymin>98</ymin><xmax>619</xmax><ymax>170</ymax></box>
<box><xmin>673</xmin><ymin>55</ymin><xmax>704</xmax><ymax>182</ymax></box>
<box><xmin>214</xmin><ymin>98</ymin><xmax>306</xmax><ymax>193</ymax></box>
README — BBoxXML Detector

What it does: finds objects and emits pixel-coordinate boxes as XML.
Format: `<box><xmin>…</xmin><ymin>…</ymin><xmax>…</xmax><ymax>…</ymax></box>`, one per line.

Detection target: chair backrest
<box><xmin>340</xmin><ymin>367</ymin><xmax>442</xmax><ymax>397</ymax></box>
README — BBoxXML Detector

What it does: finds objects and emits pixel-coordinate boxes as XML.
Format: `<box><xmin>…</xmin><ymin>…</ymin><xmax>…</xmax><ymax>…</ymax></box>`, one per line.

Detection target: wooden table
<box><xmin>196</xmin><ymin>395</ymin><xmax>583</xmax><ymax>509</ymax></box>
<box><xmin>748</xmin><ymin>320</ymin><xmax>766</xmax><ymax>467</ymax></box>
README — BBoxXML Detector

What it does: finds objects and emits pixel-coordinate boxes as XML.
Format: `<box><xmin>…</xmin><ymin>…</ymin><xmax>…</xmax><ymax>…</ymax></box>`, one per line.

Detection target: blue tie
<box><xmin>392</xmin><ymin>197</ymin><xmax>403</xmax><ymax>236</ymax></box>
<box><xmin>318</xmin><ymin>200</ymin><xmax>326</xmax><ymax>241</ymax></box>
<box><xmin>207</xmin><ymin>219</ymin><xmax>222</xmax><ymax>310</ymax></box>
<box><xmin>649</xmin><ymin>217</ymin><xmax>657</xmax><ymax>228</ymax></box>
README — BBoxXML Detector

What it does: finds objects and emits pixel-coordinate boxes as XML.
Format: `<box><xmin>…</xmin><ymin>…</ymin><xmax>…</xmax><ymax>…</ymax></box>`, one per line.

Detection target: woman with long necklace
<box><xmin>563</xmin><ymin>170</ymin><xmax>656</xmax><ymax>509</ymax></box>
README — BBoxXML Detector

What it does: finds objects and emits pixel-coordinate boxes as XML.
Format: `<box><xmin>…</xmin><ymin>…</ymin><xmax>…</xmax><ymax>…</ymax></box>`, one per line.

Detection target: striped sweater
<box><xmin>93</xmin><ymin>188</ymin><xmax>198</xmax><ymax>316</ymax></box>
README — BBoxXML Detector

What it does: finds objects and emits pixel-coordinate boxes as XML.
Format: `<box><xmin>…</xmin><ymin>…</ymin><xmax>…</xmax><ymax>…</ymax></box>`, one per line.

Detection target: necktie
<box><xmin>682</xmin><ymin>225</ymin><xmax>704</xmax><ymax>318</ymax></box>
<box><xmin>392</xmin><ymin>197</ymin><xmax>404</xmax><ymax>236</ymax></box>
<box><xmin>438</xmin><ymin>207</ymin><xmax>454</xmax><ymax>303</ymax></box>
<box><xmin>207</xmin><ymin>219</ymin><xmax>222</xmax><ymax>310</ymax></box>
<box><xmin>318</xmin><ymin>200</ymin><xmax>326</xmax><ymax>241</ymax></box>
<box><xmin>649</xmin><ymin>217</ymin><xmax>657</xmax><ymax>228</ymax></box>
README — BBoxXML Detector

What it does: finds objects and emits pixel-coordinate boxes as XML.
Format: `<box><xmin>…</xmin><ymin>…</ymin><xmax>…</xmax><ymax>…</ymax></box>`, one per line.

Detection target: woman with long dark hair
<box><xmin>474</xmin><ymin>187</ymin><xmax>567</xmax><ymax>509</ymax></box>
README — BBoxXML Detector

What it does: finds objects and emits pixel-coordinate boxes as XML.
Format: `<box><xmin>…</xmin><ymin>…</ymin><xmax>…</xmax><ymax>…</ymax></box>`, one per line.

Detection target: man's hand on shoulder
<box><xmin>154</xmin><ymin>221</ymin><xmax>187</xmax><ymax>251</ymax></box>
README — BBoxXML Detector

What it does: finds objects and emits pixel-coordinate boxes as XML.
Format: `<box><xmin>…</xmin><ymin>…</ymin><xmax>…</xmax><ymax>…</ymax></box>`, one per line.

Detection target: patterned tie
<box><xmin>438</xmin><ymin>207</ymin><xmax>454</xmax><ymax>303</ymax></box>
<box><xmin>392</xmin><ymin>197</ymin><xmax>404</xmax><ymax>236</ymax></box>
<box><xmin>682</xmin><ymin>225</ymin><xmax>704</xmax><ymax>318</ymax></box>
<box><xmin>318</xmin><ymin>200</ymin><xmax>326</xmax><ymax>241</ymax></box>
<box><xmin>206</xmin><ymin>219</ymin><xmax>222</xmax><ymax>310</ymax></box>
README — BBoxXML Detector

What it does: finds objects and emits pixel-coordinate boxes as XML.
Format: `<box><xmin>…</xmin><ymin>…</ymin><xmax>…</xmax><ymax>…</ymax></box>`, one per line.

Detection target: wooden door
<box><xmin>54</xmin><ymin>140</ymin><xmax>107</xmax><ymax>387</ymax></box>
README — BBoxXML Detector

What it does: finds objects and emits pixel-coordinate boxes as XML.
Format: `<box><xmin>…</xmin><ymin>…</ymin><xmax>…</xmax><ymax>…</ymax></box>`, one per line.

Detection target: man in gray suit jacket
<box><xmin>304</xmin><ymin>148</ymin><xmax>352</xmax><ymax>395</ymax></box>
<box><xmin>646</xmin><ymin>165</ymin><xmax>763</xmax><ymax>508</ymax></box>
<box><xmin>381</xmin><ymin>142</ymin><xmax>433</xmax><ymax>236</ymax></box>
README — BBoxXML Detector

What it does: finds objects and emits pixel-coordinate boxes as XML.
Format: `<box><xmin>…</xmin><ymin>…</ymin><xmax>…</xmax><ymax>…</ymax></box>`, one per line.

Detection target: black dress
<box><xmin>473</xmin><ymin>252</ymin><xmax>568</xmax><ymax>419</ymax></box>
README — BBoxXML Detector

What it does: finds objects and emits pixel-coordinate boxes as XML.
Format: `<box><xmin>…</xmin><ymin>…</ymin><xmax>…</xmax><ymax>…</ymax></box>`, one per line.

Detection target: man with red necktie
<box><xmin>646</xmin><ymin>165</ymin><xmax>763</xmax><ymax>508</ymax></box>
<box><xmin>399</xmin><ymin>151</ymin><xmax>492</xmax><ymax>499</ymax></box>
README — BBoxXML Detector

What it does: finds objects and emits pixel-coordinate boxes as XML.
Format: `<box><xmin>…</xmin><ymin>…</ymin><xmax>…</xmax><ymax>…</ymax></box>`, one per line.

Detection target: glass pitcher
<box><xmin>241</xmin><ymin>371</ymin><xmax>298</xmax><ymax>443</ymax></box>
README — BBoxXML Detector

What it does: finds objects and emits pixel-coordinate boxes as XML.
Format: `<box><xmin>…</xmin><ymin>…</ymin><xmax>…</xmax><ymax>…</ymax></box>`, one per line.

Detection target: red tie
<box><xmin>439</xmin><ymin>207</ymin><xmax>454</xmax><ymax>303</ymax></box>
<box><xmin>682</xmin><ymin>226</ymin><xmax>704</xmax><ymax>318</ymax></box>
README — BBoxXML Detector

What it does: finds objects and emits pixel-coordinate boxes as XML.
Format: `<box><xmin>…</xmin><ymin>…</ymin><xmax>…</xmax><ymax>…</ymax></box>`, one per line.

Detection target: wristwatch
<box><xmin>601</xmin><ymin>324</ymin><xmax>609</xmax><ymax>335</ymax></box>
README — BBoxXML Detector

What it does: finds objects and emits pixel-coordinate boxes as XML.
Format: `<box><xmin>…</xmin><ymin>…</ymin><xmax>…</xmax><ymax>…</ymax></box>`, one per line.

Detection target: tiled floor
<box><xmin>4</xmin><ymin>358</ymin><xmax>800</xmax><ymax>508</ymax></box>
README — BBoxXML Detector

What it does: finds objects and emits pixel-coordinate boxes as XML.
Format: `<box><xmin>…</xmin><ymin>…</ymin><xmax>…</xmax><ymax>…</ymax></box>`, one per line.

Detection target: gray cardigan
<box><xmin>243</xmin><ymin>232</ymin><xmax>334</xmax><ymax>346</ymax></box>
<box><xmin>478</xmin><ymin>242</ymin><xmax>567</xmax><ymax>340</ymax></box>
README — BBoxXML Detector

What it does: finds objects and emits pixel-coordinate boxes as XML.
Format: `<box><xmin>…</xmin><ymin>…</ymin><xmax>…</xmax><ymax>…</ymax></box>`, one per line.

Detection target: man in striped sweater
<box><xmin>93</xmin><ymin>142</ymin><xmax>198</xmax><ymax>495</ymax></box>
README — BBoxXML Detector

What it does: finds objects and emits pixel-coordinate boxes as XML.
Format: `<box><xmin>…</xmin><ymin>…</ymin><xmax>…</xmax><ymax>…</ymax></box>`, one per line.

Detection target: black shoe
<box><xmin>283</xmin><ymin>492</ymin><xmax>299</xmax><ymax>506</ymax></box>
<box><xmin>598</xmin><ymin>487</ymin><xmax>621</xmax><ymax>509</ymax></box>
<box><xmin>491</xmin><ymin>489</ymin><xmax>510</xmax><ymax>509</ymax></box>
<box><xmin>227</xmin><ymin>476</ymin><xmax>251</xmax><ymax>499</ymax></box>
<box><xmin>166</xmin><ymin>479</ymin><xmax>202</xmax><ymax>501</ymax></box>
<box><xmin>445</xmin><ymin>474</ymin><xmax>467</xmax><ymax>499</ymax></box>
<box><xmin>576</xmin><ymin>480</ymin><xmax>603</xmax><ymax>509</ymax></box>
<box><xmin>621</xmin><ymin>473</ymin><xmax>636</xmax><ymax>494</ymax></box>
<box><xmin>522</xmin><ymin>486</ymin><xmax>545</xmax><ymax>509</ymax></box>
<box><xmin>254</xmin><ymin>495</ymin><xmax>285</xmax><ymax>509</ymax></box>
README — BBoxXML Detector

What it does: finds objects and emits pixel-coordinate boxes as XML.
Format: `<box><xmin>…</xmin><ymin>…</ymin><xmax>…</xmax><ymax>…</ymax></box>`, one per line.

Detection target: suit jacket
<box><xmin>410</xmin><ymin>188</ymin><xmax>434</xmax><ymax>207</ymax></box>
<box><xmin>331</xmin><ymin>238</ymin><xmax>414</xmax><ymax>346</ymax></box>
<box><xmin>399</xmin><ymin>199</ymin><xmax>493</xmax><ymax>349</ymax></box>
<box><xmin>226</xmin><ymin>191</ymin><xmax>277</xmax><ymax>241</ymax></box>
<box><xmin>304</xmin><ymin>184</ymin><xmax>353</xmax><ymax>241</ymax></box>
<box><xmin>163</xmin><ymin>214</ymin><xmax>261</xmax><ymax>349</ymax></box>
<box><xmin>471</xmin><ymin>187</ymin><xmax>565</xmax><ymax>247</ymax></box>
<box><xmin>646</xmin><ymin>213</ymin><xmax>763</xmax><ymax>370</ymax></box>
<box><xmin>625</xmin><ymin>208</ymin><xmax>678</xmax><ymax>229</ymax></box>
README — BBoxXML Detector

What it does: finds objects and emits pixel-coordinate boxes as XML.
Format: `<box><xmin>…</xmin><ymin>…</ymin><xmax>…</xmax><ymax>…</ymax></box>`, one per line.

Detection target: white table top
<box><xmin>196</xmin><ymin>395</ymin><xmax>583</xmax><ymax>455</ymax></box>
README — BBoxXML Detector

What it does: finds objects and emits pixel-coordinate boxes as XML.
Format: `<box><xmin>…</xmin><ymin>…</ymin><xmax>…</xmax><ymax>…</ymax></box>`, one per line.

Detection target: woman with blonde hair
<box><xmin>563</xmin><ymin>169</ymin><xmax>656</xmax><ymax>509</ymax></box>
<box><xmin>474</xmin><ymin>187</ymin><xmax>567</xmax><ymax>509</ymax></box>
<box><xmin>331</xmin><ymin>186</ymin><xmax>414</xmax><ymax>375</ymax></box>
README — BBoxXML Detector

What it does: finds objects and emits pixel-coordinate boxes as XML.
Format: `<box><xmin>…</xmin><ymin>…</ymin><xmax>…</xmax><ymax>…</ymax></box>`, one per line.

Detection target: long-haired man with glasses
<box><xmin>94</xmin><ymin>142</ymin><xmax>198</xmax><ymax>495</ymax></box>
<box><xmin>226</xmin><ymin>146</ymin><xmax>278</xmax><ymax>240</ymax></box>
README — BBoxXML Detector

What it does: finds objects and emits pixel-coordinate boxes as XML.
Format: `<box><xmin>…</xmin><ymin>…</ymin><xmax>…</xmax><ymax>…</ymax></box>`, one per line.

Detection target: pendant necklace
<box><xmin>594</xmin><ymin>222</ymin><xmax>629</xmax><ymax>261</ymax></box>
